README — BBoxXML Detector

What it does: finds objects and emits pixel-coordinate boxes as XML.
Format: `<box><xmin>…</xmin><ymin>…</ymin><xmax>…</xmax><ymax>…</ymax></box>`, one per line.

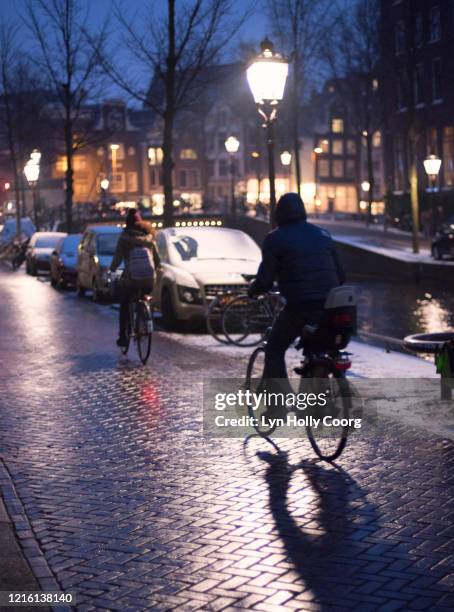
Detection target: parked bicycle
<box><xmin>206</xmin><ymin>289</ymin><xmax>241</xmax><ymax>345</ymax></box>
<box><xmin>245</xmin><ymin>286</ymin><xmax>357</xmax><ymax>461</ymax></box>
<box><xmin>222</xmin><ymin>291</ymin><xmax>285</xmax><ymax>347</ymax></box>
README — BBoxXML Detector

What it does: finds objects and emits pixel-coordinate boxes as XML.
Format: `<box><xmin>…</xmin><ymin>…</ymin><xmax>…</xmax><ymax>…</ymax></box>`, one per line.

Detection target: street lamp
<box><xmin>247</xmin><ymin>38</ymin><xmax>289</xmax><ymax>227</ymax></box>
<box><xmin>280</xmin><ymin>151</ymin><xmax>292</xmax><ymax>166</ymax></box>
<box><xmin>24</xmin><ymin>149</ymin><xmax>41</xmax><ymax>229</ymax></box>
<box><xmin>100</xmin><ymin>178</ymin><xmax>109</xmax><ymax>211</ymax></box>
<box><xmin>361</xmin><ymin>181</ymin><xmax>370</xmax><ymax>193</ymax></box>
<box><xmin>424</xmin><ymin>154</ymin><xmax>442</xmax><ymax>235</ymax></box>
<box><xmin>225</xmin><ymin>136</ymin><xmax>240</xmax><ymax>216</ymax></box>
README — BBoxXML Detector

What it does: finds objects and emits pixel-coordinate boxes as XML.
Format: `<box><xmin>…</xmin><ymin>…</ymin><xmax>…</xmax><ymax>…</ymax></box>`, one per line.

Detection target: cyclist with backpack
<box><xmin>110</xmin><ymin>209</ymin><xmax>158</xmax><ymax>347</ymax></box>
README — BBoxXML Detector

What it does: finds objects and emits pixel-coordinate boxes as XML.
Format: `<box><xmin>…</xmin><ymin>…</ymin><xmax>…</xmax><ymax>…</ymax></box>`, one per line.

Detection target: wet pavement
<box><xmin>0</xmin><ymin>269</ymin><xmax>453</xmax><ymax>611</ymax></box>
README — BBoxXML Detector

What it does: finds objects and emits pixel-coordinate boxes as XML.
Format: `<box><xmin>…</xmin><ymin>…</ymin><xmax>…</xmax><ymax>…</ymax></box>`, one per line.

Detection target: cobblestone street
<box><xmin>0</xmin><ymin>269</ymin><xmax>453</xmax><ymax>611</ymax></box>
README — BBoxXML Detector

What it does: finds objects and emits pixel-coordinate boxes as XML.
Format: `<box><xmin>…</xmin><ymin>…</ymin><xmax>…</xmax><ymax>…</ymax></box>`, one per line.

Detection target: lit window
<box><xmin>332</xmin><ymin>140</ymin><xmax>343</xmax><ymax>155</ymax></box>
<box><xmin>111</xmin><ymin>173</ymin><xmax>125</xmax><ymax>192</ymax></box>
<box><xmin>148</xmin><ymin>147</ymin><xmax>163</xmax><ymax>165</ymax></box>
<box><xmin>108</xmin><ymin>144</ymin><xmax>125</xmax><ymax>160</ymax></box>
<box><xmin>332</xmin><ymin>160</ymin><xmax>344</xmax><ymax>177</ymax></box>
<box><xmin>331</xmin><ymin>118</ymin><xmax>344</xmax><ymax>133</ymax></box>
<box><xmin>73</xmin><ymin>156</ymin><xmax>86</xmax><ymax>171</ymax></box>
<box><xmin>127</xmin><ymin>146</ymin><xmax>136</xmax><ymax>156</ymax></box>
<box><xmin>56</xmin><ymin>156</ymin><xmax>67</xmax><ymax>173</ymax></box>
<box><xmin>442</xmin><ymin>127</ymin><xmax>454</xmax><ymax>187</ymax></box>
<box><xmin>372</xmin><ymin>132</ymin><xmax>382</xmax><ymax>147</ymax></box>
<box><xmin>180</xmin><ymin>149</ymin><xmax>197</xmax><ymax>160</ymax></box>
<box><xmin>127</xmin><ymin>172</ymin><xmax>138</xmax><ymax>192</ymax></box>
<box><xmin>318</xmin><ymin>160</ymin><xmax>330</xmax><ymax>177</ymax></box>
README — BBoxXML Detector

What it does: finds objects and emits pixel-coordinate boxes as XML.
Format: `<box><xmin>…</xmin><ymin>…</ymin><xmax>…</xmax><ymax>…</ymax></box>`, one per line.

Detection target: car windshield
<box><xmin>62</xmin><ymin>235</ymin><xmax>81</xmax><ymax>255</ymax></box>
<box><xmin>97</xmin><ymin>233</ymin><xmax>119</xmax><ymax>255</ymax></box>
<box><xmin>168</xmin><ymin>229</ymin><xmax>260</xmax><ymax>263</ymax></box>
<box><xmin>35</xmin><ymin>236</ymin><xmax>62</xmax><ymax>248</ymax></box>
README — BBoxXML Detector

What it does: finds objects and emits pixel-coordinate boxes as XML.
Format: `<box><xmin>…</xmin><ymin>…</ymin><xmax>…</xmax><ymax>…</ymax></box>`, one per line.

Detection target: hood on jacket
<box><xmin>121</xmin><ymin>229</ymin><xmax>154</xmax><ymax>247</ymax></box>
<box><xmin>275</xmin><ymin>193</ymin><xmax>307</xmax><ymax>226</ymax></box>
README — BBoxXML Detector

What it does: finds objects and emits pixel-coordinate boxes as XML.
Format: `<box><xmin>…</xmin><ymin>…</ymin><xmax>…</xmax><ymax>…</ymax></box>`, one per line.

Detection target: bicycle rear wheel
<box><xmin>245</xmin><ymin>346</ymin><xmax>277</xmax><ymax>437</ymax></box>
<box><xmin>136</xmin><ymin>300</ymin><xmax>153</xmax><ymax>364</ymax></box>
<box><xmin>303</xmin><ymin>372</ymin><xmax>351</xmax><ymax>461</ymax></box>
<box><xmin>222</xmin><ymin>295</ymin><xmax>271</xmax><ymax>347</ymax></box>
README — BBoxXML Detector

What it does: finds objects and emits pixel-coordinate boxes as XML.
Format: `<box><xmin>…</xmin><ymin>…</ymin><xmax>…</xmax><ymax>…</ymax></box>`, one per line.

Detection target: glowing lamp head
<box><xmin>361</xmin><ymin>181</ymin><xmax>371</xmax><ymax>192</ymax></box>
<box><xmin>246</xmin><ymin>38</ymin><xmax>289</xmax><ymax>105</ymax></box>
<box><xmin>225</xmin><ymin>136</ymin><xmax>240</xmax><ymax>154</ymax></box>
<box><xmin>100</xmin><ymin>178</ymin><xmax>110</xmax><ymax>190</ymax></box>
<box><xmin>24</xmin><ymin>159</ymin><xmax>40</xmax><ymax>184</ymax></box>
<box><xmin>30</xmin><ymin>149</ymin><xmax>41</xmax><ymax>163</ymax></box>
<box><xmin>110</xmin><ymin>143</ymin><xmax>120</xmax><ymax>151</ymax></box>
<box><xmin>280</xmin><ymin>150</ymin><xmax>292</xmax><ymax>166</ymax></box>
<box><xmin>423</xmin><ymin>154</ymin><xmax>442</xmax><ymax>178</ymax></box>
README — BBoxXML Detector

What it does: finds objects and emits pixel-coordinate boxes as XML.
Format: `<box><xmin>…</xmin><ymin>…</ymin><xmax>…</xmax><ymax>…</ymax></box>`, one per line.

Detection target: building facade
<box><xmin>381</xmin><ymin>0</ymin><xmax>454</xmax><ymax>217</ymax></box>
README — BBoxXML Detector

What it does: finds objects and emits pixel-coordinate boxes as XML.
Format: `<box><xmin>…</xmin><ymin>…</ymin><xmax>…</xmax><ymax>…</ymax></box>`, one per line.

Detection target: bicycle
<box><xmin>222</xmin><ymin>291</ymin><xmax>285</xmax><ymax>347</ymax></box>
<box><xmin>119</xmin><ymin>287</ymin><xmax>154</xmax><ymax>365</ymax></box>
<box><xmin>206</xmin><ymin>289</ymin><xmax>241</xmax><ymax>345</ymax></box>
<box><xmin>245</xmin><ymin>286</ymin><xmax>357</xmax><ymax>462</ymax></box>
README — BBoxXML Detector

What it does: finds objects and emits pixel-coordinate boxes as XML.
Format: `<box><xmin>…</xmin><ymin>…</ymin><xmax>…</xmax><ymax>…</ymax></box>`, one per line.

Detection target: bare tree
<box><xmin>323</xmin><ymin>0</ymin><xmax>381</xmax><ymax>225</ymax></box>
<box><xmin>99</xmin><ymin>0</ymin><xmax>250</xmax><ymax>227</ymax></box>
<box><xmin>24</xmin><ymin>0</ymin><xmax>108</xmax><ymax>232</ymax></box>
<box><xmin>0</xmin><ymin>24</ymin><xmax>47</xmax><ymax>235</ymax></box>
<box><xmin>266</xmin><ymin>0</ymin><xmax>339</xmax><ymax>198</ymax></box>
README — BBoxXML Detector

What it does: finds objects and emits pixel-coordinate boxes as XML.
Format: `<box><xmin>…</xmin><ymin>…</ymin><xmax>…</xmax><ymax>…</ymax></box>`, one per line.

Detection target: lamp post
<box><xmin>100</xmin><ymin>178</ymin><xmax>110</xmax><ymax>212</ymax></box>
<box><xmin>247</xmin><ymin>38</ymin><xmax>289</xmax><ymax>228</ymax></box>
<box><xmin>423</xmin><ymin>154</ymin><xmax>442</xmax><ymax>236</ymax></box>
<box><xmin>313</xmin><ymin>147</ymin><xmax>323</xmax><ymax>214</ymax></box>
<box><xmin>24</xmin><ymin>149</ymin><xmax>41</xmax><ymax>230</ymax></box>
<box><xmin>224</xmin><ymin>136</ymin><xmax>240</xmax><ymax>216</ymax></box>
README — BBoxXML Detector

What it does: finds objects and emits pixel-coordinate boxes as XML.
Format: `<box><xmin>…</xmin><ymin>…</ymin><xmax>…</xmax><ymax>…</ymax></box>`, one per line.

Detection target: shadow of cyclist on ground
<box><xmin>258</xmin><ymin>449</ymin><xmax>380</xmax><ymax>608</ymax></box>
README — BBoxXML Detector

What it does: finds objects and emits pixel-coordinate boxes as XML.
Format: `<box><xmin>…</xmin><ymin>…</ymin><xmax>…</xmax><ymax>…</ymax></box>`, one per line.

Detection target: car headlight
<box><xmin>177</xmin><ymin>285</ymin><xmax>203</xmax><ymax>304</ymax></box>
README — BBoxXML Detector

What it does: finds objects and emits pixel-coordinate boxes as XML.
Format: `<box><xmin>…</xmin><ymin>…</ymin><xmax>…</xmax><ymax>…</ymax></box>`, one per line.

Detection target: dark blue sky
<box><xmin>0</xmin><ymin>0</ymin><xmax>268</xmax><ymax>50</ymax></box>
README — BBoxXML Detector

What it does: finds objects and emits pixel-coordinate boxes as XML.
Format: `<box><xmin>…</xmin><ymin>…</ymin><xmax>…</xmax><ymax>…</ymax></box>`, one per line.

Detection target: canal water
<box><xmin>352</xmin><ymin>277</ymin><xmax>454</xmax><ymax>340</ymax></box>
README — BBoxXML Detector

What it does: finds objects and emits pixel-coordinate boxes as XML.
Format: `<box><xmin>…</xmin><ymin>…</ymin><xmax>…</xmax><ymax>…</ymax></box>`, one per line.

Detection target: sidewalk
<box><xmin>0</xmin><ymin>493</ymin><xmax>47</xmax><ymax>612</ymax></box>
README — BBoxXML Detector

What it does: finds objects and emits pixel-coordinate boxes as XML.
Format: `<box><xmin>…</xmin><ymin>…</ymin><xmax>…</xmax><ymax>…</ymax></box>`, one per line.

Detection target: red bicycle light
<box><xmin>335</xmin><ymin>359</ymin><xmax>352</xmax><ymax>371</ymax></box>
<box><xmin>333</xmin><ymin>314</ymin><xmax>352</xmax><ymax>325</ymax></box>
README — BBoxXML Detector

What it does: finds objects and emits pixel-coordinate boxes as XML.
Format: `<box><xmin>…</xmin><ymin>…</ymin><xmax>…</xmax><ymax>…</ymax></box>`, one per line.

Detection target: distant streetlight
<box><xmin>247</xmin><ymin>38</ymin><xmax>289</xmax><ymax>227</ymax></box>
<box><xmin>4</xmin><ymin>182</ymin><xmax>10</xmax><ymax>190</ymax></box>
<box><xmin>24</xmin><ymin>149</ymin><xmax>41</xmax><ymax>229</ymax></box>
<box><xmin>280</xmin><ymin>150</ymin><xmax>292</xmax><ymax>166</ymax></box>
<box><xmin>225</xmin><ymin>136</ymin><xmax>240</xmax><ymax>215</ymax></box>
<box><xmin>100</xmin><ymin>178</ymin><xmax>110</xmax><ymax>190</ymax></box>
<box><xmin>361</xmin><ymin>181</ymin><xmax>371</xmax><ymax>192</ymax></box>
<box><xmin>424</xmin><ymin>154</ymin><xmax>442</xmax><ymax>235</ymax></box>
<box><xmin>100</xmin><ymin>177</ymin><xmax>110</xmax><ymax>211</ymax></box>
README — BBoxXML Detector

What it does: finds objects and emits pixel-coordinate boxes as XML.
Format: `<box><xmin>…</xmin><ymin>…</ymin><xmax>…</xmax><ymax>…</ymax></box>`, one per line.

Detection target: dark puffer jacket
<box><xmin>250</xmin><ymin>193</ymin><xmax>345</xmax><ymax>307</ymax></box>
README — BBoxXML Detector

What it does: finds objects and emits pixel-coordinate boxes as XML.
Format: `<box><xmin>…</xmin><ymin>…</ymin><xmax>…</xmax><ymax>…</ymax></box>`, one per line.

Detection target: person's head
<box><xmin>125</xmin><ymin>208</ymin><xmax>142</xmax><ymax>230</ymax></box>
<box><xmin>275</xmin><ymin>193</ymin><xmax>307</xmax><ymax>226</ymax></box>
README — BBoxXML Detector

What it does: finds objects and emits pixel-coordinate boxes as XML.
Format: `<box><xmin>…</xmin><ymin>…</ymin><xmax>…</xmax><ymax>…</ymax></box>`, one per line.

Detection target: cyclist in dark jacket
<box><xmin>249</xmin><ymin>192</ymin><xmax>345</xmax><ymax>381</ymax></box>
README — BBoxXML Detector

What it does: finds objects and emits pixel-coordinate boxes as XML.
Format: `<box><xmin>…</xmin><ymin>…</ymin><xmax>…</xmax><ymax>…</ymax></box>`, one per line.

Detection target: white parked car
<box><xmin>153</xmin><ymin>226</ymin><xmax>261</xmax><ymax>327</ymax></box>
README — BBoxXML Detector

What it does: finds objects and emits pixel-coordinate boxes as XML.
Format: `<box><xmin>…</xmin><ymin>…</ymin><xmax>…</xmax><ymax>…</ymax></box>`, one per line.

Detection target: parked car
<box><xmin>431</xmin><ymin>221</ymin><xmax>454</xmax><ymax>260</ymax></box>
<box><xmin>0</xmin><ymin>217</ymin><xmax>36</xmax><ymax>247</ymax></box>
<box><xmin>153</xmin><ymin>226</ymin><xmax>262</xmax><ymax>327</ymax></box>
<box><xmin>25</xmin><ymin>232</ymin><xmax>67</xmax><ymax>275</ymax></box>
<box><xmin>50</xmin><ymin>234</ymin><xmax>82</xmax><ymax>289</ymax></box>
<box><xmin>76</xmin><ymin>225</ymin><xmax>123</xmax><ymax>301</ymax></box>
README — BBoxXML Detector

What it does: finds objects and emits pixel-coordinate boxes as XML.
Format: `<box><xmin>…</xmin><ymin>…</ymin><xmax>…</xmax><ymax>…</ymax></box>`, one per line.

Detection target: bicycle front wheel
<box><xmin>222</xmin><ymin>295</ymin><xmax>271</xmax><ymax>347</ymax></box>
<box><xmin>206</xmin><ymin>297</ymin><xmax>230</xmax><ymax>344</ymax></box>
<box><xmin>303</xmin><ymin>372</ymin><xmax>351</xmax><ymax>462</ymax></box>
<box><xmin>136</xmin><ymin>301</ymin><xmax>153</xmax><ymax>364</ymax></box>
<box><xmin>245</xmin><ymin>346</ymin><xmax>277</xmax><ymax>437</ymax></box>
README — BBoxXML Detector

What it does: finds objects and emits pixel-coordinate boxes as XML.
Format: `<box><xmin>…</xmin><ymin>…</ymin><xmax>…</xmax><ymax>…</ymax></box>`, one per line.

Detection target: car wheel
<box><xmin>432</xmin><ymin>246</ymin><xmax>442</xmax><ymax>260</ymax></box>
<box><xmin>76</xmin><ymin>276</ymin><xmax>86</xmax><ymax>297</ymax></box>
<box><xmin>30</xmin><ymin>262</ymin><xmax>37</xmax><ymax>276</ymax></box>
<box><xmin>161</xmin><ymin>287</ymin><xmax>178</xmax><ymax>330</ymax></box>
